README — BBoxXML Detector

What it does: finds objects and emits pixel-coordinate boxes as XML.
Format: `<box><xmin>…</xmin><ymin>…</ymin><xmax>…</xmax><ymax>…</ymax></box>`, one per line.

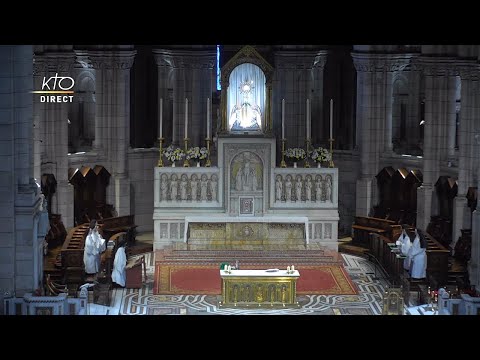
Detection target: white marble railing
<box><xmin>3</xmin><ymin>292</ymin><xmax>87</xmax><ymax>315</ymax></box>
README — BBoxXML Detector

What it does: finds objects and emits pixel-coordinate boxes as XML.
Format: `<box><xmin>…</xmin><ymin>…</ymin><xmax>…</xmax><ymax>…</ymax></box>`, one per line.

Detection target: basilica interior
<box><xmin>1</xmin><ymin>44</ymin><xmax>480</xmax><ymax>315</ymax></box>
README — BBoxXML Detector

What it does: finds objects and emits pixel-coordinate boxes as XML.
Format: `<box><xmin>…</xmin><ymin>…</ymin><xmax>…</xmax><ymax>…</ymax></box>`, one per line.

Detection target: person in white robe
<box><xmin>409</xmin><ymin>229</ymin><xmax>427</xmax><ymax>279</ymax></box>
<box><xmin>397</xmin><ymin>227</ymin><xmax>412</xmax><ymax>270</ymax></box>
<box><xmin>83</xmin><ymin>220</ymin><xmax>106</xmax><ymax>274</ymax></box>
<box><xmin>112</xmin><ymin>243</ymin><xmax>127</xmax><ymax>287</ymax></box>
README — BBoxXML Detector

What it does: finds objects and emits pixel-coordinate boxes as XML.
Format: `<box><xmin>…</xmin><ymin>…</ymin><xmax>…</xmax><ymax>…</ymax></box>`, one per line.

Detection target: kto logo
<box><xmin>32</xmin><ymin>73</ymin><xmax>75</xmax><ymax>103</ymax></box>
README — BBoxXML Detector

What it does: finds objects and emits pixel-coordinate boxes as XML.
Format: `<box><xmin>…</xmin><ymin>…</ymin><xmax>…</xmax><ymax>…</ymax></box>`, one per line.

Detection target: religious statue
<box><xmin>210</xmin><ymin>174</ymin><xmax>218</xmax><ymax>201</ymax></box>
<box><xmin>180</xmin><ymin>174</ymin><xmax>188</xmax><ymax>201</ymax></box>
<box><xmin>325</xmin><ymin>176</ymin><xmax>332</xmax><ymax>202</ymax></box>
<box><xmin>160</xmin><ymin>174</ymin><xmax>168</xmax><ymax>200</ymax></box>
<box><xmin>235</xmin><ymin>167</ymin><xmax>243</xmax><ymax>191</ymax></box>
<box><xmin>200</xmin><ymin>174</ymin><xmax>208</xmax><ymax>201</ymax></box>
<box><xmin>275</xmin><ymin>175</ymin><xmax>283</xmax><ymax>201</ymax></box>
<box><xmin>295</xmin><ymin>175</ymin><xmax>303</xmax><ymax>202</ymax></box>
<box><xmin>305</xmin><ymin>175</ymin><xmax>312</xmax><ymax>201</ymax></box>
<box><xmin>170</xmin><ymin>174</ymin><xmax>178</xmax><ymax>201</ymax></box>
<box><xmin>190</xmin><ymin>174</ymin><xmax>198</xmax><ymax>201</ymax></box>
<box><xmin>285</xmin><ymin>175</ymin><xmax>293</xmax><ymax>202</ymax></box>
<box><xmin>315</xmin><ymin>175</ymin><xmax>322</xmax><ymax>202</ymax></box>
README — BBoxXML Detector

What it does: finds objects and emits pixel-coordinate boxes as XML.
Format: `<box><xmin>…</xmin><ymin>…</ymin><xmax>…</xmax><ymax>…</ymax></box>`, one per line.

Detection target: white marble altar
<box><xmin>153</xmin><ymin>136</ymin><xmax>339</xmax><ymax>250</ymax></box>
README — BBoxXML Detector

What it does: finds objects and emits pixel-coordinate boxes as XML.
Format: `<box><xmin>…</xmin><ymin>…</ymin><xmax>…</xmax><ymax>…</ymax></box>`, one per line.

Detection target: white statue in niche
<box><xmin>305</xmin><ymin>175</ymin><xmax>312</xmax><ymax>201</ymax></box>
<box><xmin>170</xmin><ymin>174</ymin><xmax>178</xmax><ymax>201</ymax></box>
<box><xmin>315</xmin><ymin>175</ymin><xmax>322</xmax><ymax>202</ymax></box>
<box><xmin>200</xmin><ymin>174</ymin><xmax>208</xmax><ymax>201</ymax></box>
<box><xmin>160</xmin><ymin>174</ymin><xmax>168</xmax><ymax>200</ymax></box>
<box><xmin>295</xmin><ymin>175</ymin><xmax>303</xmax><ymax>202</ymax></box>
<box><xmin>190</xmin><ymin>174</ymin><xmax>199</xmax><ymax>201</ymax></box>
<box><xmin>275</xmin><ymin>175</ymin><xmax>283</xmax><ymax>201</ymax></box>
<box><xmin>180</xmin><ymin>174</ymin><xmax>188</xmax><ymax>200</ymax></box>
<box><xmin>210</xmin><ymin>174</ymin><xmax>218</xmax><ymax>201</ymax></box>
<box><xmin>235</xmin><ymin>166</ymin><xmax>244</xmax><ymax>191</ymax></box>
<box><xmin>285</xmin><ymin>175</ymin><xmax>293</xmax><ymax>202</ymax></box>
<box><xmin>325</xmin><ymin>175</ymin><xmax>332</xmax><ymax>202</ymax></box>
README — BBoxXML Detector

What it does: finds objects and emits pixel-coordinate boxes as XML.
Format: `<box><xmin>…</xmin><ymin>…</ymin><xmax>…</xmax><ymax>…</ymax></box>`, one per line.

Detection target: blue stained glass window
<box><xmin>216</xmin><ymin>45</ymin><xmax>221</xmax><ymax>90</ymax></box>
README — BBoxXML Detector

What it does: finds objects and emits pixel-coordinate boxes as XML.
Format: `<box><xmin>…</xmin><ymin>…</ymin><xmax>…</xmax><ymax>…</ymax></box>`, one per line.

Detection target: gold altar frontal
<box><xmin>219</xmin><ymin>269</ymin><xmax>300</xmax><ymax>309</ymax></box>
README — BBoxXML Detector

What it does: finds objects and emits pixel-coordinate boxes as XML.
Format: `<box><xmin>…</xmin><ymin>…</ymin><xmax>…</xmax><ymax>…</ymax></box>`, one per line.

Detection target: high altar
<box><xmin>153</xmin><ymin>46</ymin><xmax>339</xmax><ymax>251</ymax></box>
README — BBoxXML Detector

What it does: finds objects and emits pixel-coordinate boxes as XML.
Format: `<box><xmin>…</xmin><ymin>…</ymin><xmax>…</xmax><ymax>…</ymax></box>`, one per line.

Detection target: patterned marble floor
<box><xmin>87</xmin><ymin>252</ymin><xmax>390</xmax><ymax>315</ymax></box>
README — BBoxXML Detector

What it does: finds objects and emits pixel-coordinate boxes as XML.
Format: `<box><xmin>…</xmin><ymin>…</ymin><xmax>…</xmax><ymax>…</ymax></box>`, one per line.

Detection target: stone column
<box><xmin>452</xmin><ymin>67</ymin><xmax>478</xmax><ymax>251</ymax></box>
<box><xmin>352</xmin><ymin>53</ymin><xmax>410</xmax><ymax>216</ymax></box>
<box><xmin>470</xmin><ymin>130</ymin><xmax>480</xmax><ymax>290</ymax></box>
<box><xmin>312</xmin><ymin>52</ymin><xmax>327</xmax><ymax>145</ymax></box>
<box><xmin>447</xmin><ymin>76</ymin><xmax>458</xmax><ymax>159</ymax></box>
<box><xmin>44</xmin><ymin>52</ymin><xmax>75</xmax><ymax>228</ymax></box>
<box><xmin>90</xmin><ymin>51</ymin><xmax>136</xmax><ymax>216</ymax></box>
<box><xmin>415</xmin><ymin>59</ymin><xmax>456</xmax><ymax>230</ymax></box>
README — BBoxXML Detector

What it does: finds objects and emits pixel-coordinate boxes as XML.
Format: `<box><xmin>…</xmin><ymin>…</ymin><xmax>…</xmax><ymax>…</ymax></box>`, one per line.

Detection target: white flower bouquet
<box><xmin>164</xmin><ymin>145</ymin><xmax>185</xmax><ymax>162</ymax></box>
<box><xmin>186</xmin><ymin>146</ymin><xmax>208</xmax><ymax>160</ymax></box>
<box><xmin>311</xmin><ymin>147</ymin><xmax>331</xmax><ymax>162</ymax></box>
<box><xmin>285</xmin><ymin>147</ymin><xmax>306</xmax><ymax>160</ymax></box>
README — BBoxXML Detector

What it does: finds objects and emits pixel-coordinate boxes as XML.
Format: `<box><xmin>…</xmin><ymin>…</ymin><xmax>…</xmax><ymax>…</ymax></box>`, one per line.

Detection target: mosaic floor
<box><xmin>87</xmin><ymin>252</ymin><xmax>389</xmax><ymax>315</ymax></box>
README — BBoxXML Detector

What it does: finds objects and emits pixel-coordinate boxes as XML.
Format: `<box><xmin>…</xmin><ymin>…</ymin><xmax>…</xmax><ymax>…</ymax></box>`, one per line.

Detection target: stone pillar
<box><xmin>90</xmin><ymin>51</ymin><xmax>136</xmax><ymax>216</ymax></box>
<box><xmin>447</xmin><ymin>76</ymin><xmax>458</xmax><ymax>159</ymax></box>
<box><xmin>384</xmin><ymin>70</ymin><xmax>394</xmax><ymax>153</ymax></box>
<box><xmin>470</xmin><ymin>131</ymin><xmax>480</xmax><ymax>290</ymax></box>
<box><xmin>452</xmin><ymin>67</ymin><xmax>478</xmax><ymax>251</ymax></box>
<box><xmin>43</xmin><ymin>52</ymin><xmax>75</xmax><ymax>228</ymax></box>
<box><xmin>352</xmin><ymin>53</ymin><xmax>410</xmax><ymax>216</ymax></box>
<box><xmin>0</xmin><ymin>45</ymin><xmax>48</xmax><ymax>301</ymax></box>
<box><xmin>312</xmin><ymin>52</ymin><xmax>327</xmax><ymax>145</ymax></box>
<box><xmin>415</xmin><ymin>59</ymin><xmax>456</xmax><ymax>230</ymax></box>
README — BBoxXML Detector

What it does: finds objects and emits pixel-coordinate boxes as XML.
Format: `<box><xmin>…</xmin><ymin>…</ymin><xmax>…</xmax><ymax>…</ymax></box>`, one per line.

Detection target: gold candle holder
<box><xmin>205</xmin><ymin>138</ymin><xmax>212</xmax><ymax>167</ymax></box>
<box><xmin>304</xmin><ymin>138</ymin><xmax>311</xmax><ymax>168</ymax></box>
<box><xmin>157</xmin><ymin>137</ymin><xmax>164</xmax><ymax>167</ymax></box>
<box><xmin>183</xmin><ymin>138</ymin><xmax>190</xmax><ymax>167</ymax></box>
<box><xmin>328</xmin><ymin>138</ymin><xmax>335</xmax><ymax>168</ymax></box>
<box><xmin>280</xmin><ymin>138</ymin><xmax>287</xmax><ymax>168</ymax></box>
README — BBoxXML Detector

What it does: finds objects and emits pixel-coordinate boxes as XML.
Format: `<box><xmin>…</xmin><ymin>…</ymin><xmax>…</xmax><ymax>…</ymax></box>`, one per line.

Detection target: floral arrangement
<box><xmin>163</xmin><ymin>145</ymin><xmax>185</xmax><ymax>162</ymax></box>
<box><xmin>285</xmin><ymin>147</ymin><xmax>306</xmax><ymax>160</ymax></box>
<box><xmin>311</xmin><ymin>147</ymin><xmax>331</xmax><ymax>163</ymax></box>
<box><xmin>186</xmin><ymin>146</ymin><xmax>208</xmax><ymax>160</ymax></box>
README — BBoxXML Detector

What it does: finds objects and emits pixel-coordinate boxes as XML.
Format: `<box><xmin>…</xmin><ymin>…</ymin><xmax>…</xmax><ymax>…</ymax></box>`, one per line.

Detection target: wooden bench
<box><xmin>352</xmin><ymin>216</ymin><xmax>397</xmax><ymax>246</ymax></box>
<box><xmin>98</xmin><ymin>215</ymin><xmax>137</xmax><ymax>245</ymax></box>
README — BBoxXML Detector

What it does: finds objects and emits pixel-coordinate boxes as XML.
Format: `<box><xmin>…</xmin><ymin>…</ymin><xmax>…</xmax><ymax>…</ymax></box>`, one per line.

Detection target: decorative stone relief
<box><xmin>158</xmin><ymin>172</ymin><xmax>220</xmax><ymax>203</ymax></box>
<box><xmin>231</xmin><ymin>151</ymin><xmax>263</xmax><ymax>192</ymax></box>
<box><xmin>325</xmin><ymin>223</ymin><xmax>332</xmax><ymax>239</ymax></box>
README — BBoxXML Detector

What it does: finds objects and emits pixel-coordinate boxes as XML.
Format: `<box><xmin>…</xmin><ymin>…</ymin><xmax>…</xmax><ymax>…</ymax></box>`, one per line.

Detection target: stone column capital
<box><xmin>351</xmin><ymin>53</ymin><xmax>412</xmax><ymax>73</ymax></box>
<box><xmin>152</xmin><ymin>49</ymin><xmax>216</xmax><ymax>69</ymax></box>
<box><xmin>89</xmin><ymin>50</ymin><xmax>137</xmax><ymax>70</ymax></box>
<box><xmin>412</xmin><ymin>57</ymin><xmax>459</xmax><ymax>76</ymax></box>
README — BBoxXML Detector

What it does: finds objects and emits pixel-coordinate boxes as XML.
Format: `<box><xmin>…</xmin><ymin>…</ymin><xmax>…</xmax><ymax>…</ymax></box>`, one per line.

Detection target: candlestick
<box><xmin>157</xmin><ymin>137</ymin><xmax>164</xmax><ymax>167</ymax></box>
<box><xmin>304</xmin><ymin>138</ymin><xmax>311</xmax><ymax>168</ymax></box>
<box><xmin>207</xmin><ymin>97</ymin><xmax>211</xmax><ymax>139</ymax></box>
<box><xmin>306</xmin><ymin>99</ymin><xmax>311</xmax><ymax>140</ymax></box>
<box><xmin>183</xmin><ymin>138</ymin><xmax>190</xmax><ymax>167</ymax></box>
<box><xmin>280</xmin><ymin>138</ymin><xmax>287</xmax><ymax>168</ymax></box>
<box><xmin>205</xmin><ymin>137</ymin><xmax>212</xmax><ymax>167</ymax></box>
<box><xmin>329</xmin><ymin>98</ymin><xmax>333</xmax><ymax>140</ymax></box>
<box><xmin>282</xmin><ymin>98</ymin><xmax>285</xmax><ymax>140</ymax></box>
<box><xmin>159</xmin><ymin>98</ymin><xmax>163</xmax><ymax>139</ymax></box>
<box><xmin>185</xmin><ymin>98</ymin><xmax>188</xmax><ymax>139</ymax></box>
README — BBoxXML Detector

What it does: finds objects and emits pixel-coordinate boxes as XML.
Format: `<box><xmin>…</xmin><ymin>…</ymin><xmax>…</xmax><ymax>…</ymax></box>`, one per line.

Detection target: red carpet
<box><xmin>154</xmin><ymin>264</ymin><xmax>357</xmax><ymax>295</ymax></box>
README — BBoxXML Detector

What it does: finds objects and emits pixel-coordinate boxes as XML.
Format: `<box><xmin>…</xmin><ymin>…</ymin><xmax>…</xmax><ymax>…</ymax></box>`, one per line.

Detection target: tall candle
<box><xmin>306</xmin><ymin>99</ymin><xmax>311</xmax><ymax>139</ymax></box>
<box><xmin>281</xmin><ymin>98</ymin><xmax>285</xmax><ymax>139</ymax></box>
<box><xmin>207</xmin><ymin>97</ymin><xmax>211</xmax><ymax>139</ymax></box>
<box><xmin>330</xmin><ymin>98</ymin><xmax>333</xmax><ymax>139</ymax></box>
<box><xmin>185</xmin><ymin>98</ymin><xmax>188</xmax><ymax>139</ymax></box>
<box><xmin>159</xmin><ymin>98</ymin><xmax>163</xmax><ymax>138</ymax></box>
